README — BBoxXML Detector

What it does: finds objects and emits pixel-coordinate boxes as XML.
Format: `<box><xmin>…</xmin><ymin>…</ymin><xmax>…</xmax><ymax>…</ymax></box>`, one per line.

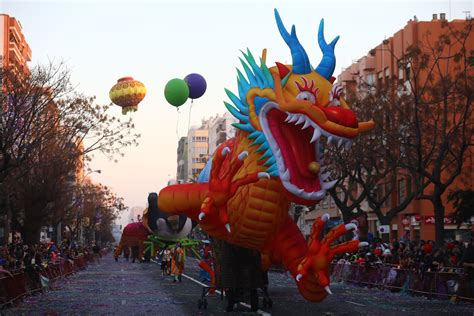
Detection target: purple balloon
<box><xmin>184</xmin><ymin>73</ymin><xmax>207</xmax><ymax>99</ymax></box>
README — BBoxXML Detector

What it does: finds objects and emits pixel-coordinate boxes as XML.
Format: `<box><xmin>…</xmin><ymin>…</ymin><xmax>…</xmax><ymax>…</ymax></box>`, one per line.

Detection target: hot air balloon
<box><xmin>109</xmin><ymin>77</ymin><xmax>146</xmax><ymax>115</ymax></box>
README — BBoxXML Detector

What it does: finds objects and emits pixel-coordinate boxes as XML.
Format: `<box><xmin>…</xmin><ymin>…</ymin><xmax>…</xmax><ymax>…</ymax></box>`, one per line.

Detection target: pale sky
<box><xmin>2</xmin><ymin>0</ymin><xmax>473</xmax><ymax>224</ymax></box>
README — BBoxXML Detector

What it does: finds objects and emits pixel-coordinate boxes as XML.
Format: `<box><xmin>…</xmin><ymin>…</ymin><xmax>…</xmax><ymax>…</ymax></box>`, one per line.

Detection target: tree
<box><xmin>1</xmin><ymin>61</ymin><xmax>139</xmax><ymax>244</ymax></box>
<box><xmin>448</xmin><ymin>189</ymin><xmax>474</xmax><ymax>228</ymax></box>
<box><xmin>330</xmin><ymin>19</ymin><xmax>473</xmax><ymax>246</ymax></box>
<box><xmin>326</xmin><ymin>81</ymin><xmax>426</xmax><ymax>228</ymax></box>
<box><xmin>395</xmin><ymin>20</ymin><xmax>474</xmax><ymax>245</ymax></box>
<box><xmin>75</xmin><ymin>182</ymin><xmax>124</xmax><ymax>245</ymax></box>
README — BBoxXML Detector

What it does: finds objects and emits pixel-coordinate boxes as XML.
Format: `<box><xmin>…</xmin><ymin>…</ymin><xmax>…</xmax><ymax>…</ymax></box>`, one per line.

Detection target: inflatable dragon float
<box><xmin>158</xmin><ymin>9</ymin><xmax>374</xmax><ymax>302</ymax></box>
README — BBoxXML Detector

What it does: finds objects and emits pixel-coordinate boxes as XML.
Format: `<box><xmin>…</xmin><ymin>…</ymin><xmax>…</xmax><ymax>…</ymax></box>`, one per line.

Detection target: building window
<box><xmin>398</xmin><ymin>178</ymin><xmax>406</xmax><ymax>204</ymax></box>
<box><xmin>405</xmin><ymin>63</ymin><xmax>411</xmax><ymax>80</ymax></box>
<box><xmin>384</xmin><ymin>182</ymin><xmax>392</xmax><ymax>208</ymax></box>
<box><xmin>406</xmin><ymin>175</ymin><xmax>412</xmax><ymax>195</ymax></box>
<box><xmin>192</xmin><ymin>168</ymin><xmax>203</xmax><ymax>175</ymax></box>
<box><xmin>398</xmin><ymin>68</ymin><xmax>404</xmax><ymax>80</ymax></box>
<box><xmin>322</xmin><ymin>198</ymin><xmax>329</xmax><ymax>209</ymax></box>
<box><xmin>377</xmin><ymin>183</ymin><xmax>384</xmax><ymax>203</ymax></box>
<box><xmin>366</xmin><ymin>73</ymin><xmax>375</xmax><ymax>86</ymax></box>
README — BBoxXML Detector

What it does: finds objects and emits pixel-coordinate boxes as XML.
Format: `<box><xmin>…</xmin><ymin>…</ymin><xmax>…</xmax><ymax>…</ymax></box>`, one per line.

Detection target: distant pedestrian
<box><xmin>172</xmin><ymin>243</ymin><xmax>185</xmax><ymax>282</ymax></box>
<box><xmin>131</xmin><ymin>246</ymin><xmax>139</xmax><ymax>263</ymax></box>
<box><xmin>92</xmin><ymin>244</ymin><xmax>101</xmax><ymax>263</ymax></box>
<box><xmin>161</xmin><ymin>248</ymin><xmax>171</xmax><ymax>276</ymax></box>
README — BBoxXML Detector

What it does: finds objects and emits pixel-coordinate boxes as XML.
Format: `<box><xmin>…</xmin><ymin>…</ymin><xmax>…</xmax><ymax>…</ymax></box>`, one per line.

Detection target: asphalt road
<box><xmin>6</xmin><ymin>254</ymin><xmax>474</xmax><ymax>315</ymax></box>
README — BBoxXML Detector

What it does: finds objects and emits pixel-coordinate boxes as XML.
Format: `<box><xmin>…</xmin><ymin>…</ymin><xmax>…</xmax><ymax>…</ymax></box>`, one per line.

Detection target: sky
<box><xmin>2</xmin><ymin>0</ymin><xmax>473</xmax><ymax>224</ymax></box>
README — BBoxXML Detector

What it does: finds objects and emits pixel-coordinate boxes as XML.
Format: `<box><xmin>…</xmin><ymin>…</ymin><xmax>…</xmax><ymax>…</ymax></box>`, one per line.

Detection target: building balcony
<box><xmin>359</xmin><ymin>56</ymin><xmax>375</xmax><ymax>71</ymax></box>
<box><xmin>9</xmin><ymin>41</ymin><xmax>24</xmax><ymax>65</ymax></box>
<box><xmin>350</xmin><ymin>63</ymin><xmax>359</xmax><ymax>75</ymax></box>
<box><xmin>9</xmin><ymin>21</ymin><xmax>23</xmax><ymax>45</ymax></box>
<box><xmin>339</xmin><ymin>69</ymin><xmax>355</xmax><ymax>82</ymax></box>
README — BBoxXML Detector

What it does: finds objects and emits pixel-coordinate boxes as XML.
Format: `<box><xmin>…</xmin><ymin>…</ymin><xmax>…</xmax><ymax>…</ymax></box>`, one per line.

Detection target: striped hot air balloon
<box><xmin>109</xmin><ymin>77</ymin><xmax>146</xmax><ymax>115</ymax></box>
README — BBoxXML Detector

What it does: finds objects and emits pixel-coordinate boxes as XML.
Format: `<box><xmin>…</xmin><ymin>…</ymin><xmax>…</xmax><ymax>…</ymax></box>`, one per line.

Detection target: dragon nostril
<box><xmin>323</xmin><ymin>106</ymin><xmax>358</xmax><ymax>128</ymax></box>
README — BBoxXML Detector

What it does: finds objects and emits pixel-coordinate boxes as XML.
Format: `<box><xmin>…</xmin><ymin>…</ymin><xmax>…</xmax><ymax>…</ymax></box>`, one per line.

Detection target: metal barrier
<box><xmin>0</xmin><ymin>252</ymin><xmax>104</xmax><ymax>307</ymax></box>
<box><xmin>331</xmin><ymin>261</ymin><xmax>474</xmax><ymax>302</ymax></box>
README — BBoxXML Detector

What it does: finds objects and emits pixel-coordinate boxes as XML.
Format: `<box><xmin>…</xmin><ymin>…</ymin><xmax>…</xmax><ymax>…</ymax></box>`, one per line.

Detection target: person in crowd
<box><xmin>460</xmin><ymin>238</ymin><xmax>474</xmax><ymax>297</ymax></box>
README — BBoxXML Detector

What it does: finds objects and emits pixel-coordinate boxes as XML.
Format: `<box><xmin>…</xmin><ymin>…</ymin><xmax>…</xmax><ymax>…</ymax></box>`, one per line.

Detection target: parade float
<box><xmin>157</xmin><ymin>9</ymin><xmax>374</xmax><ymax>303</ymax></box>
<box><xmin>114</xmin><ymin>192</ymin><xmax>195</xmax><ymax>262</ymax></box>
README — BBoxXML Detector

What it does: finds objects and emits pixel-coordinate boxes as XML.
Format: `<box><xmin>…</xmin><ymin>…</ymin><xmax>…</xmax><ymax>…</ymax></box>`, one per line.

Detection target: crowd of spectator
<box><xmin>0</xmin><ymin>236</ymin><xmax>97</xmax><ymax>274</ymax></box>
<box><xmin>338</xmin><ymin>237</ymin><xmax>473</xmax><ymax>273</ymax></box>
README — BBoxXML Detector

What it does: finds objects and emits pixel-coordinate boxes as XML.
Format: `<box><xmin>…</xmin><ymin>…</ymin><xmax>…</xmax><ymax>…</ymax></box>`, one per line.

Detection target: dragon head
<box><xmin>225</xmin><ymin>9</ymin><xmax>374</xmax><ymax>205</ymax></box>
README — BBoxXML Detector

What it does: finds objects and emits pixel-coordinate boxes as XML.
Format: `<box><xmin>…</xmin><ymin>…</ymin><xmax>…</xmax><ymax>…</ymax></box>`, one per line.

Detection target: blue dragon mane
<box><xmin>224</xmin><ymin>48</ymin><xmax>279</xmax><ymax>177</ymax></box>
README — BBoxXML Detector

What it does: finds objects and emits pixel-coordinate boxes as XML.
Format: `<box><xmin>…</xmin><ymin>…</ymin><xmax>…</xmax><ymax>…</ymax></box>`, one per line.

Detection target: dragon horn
<box><xmin>274</xmin><ymin>9</ymin><xmax>311</xmax><ymax>74</ymax></box>
<box><xmin>315</xmin><ymin>19</ymin><xmax>340</xmax><ymax>80</ymax></box>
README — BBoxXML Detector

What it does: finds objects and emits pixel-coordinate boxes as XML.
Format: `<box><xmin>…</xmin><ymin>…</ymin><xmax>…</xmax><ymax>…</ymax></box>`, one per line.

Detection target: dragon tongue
<box><xmin>308</xmin><ymin>161</ymin><xmax>320</xmax><ymax>175</ymax></box>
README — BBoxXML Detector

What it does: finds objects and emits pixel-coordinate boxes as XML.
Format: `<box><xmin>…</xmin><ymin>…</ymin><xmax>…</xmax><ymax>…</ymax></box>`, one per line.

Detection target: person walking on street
<box><xmin>161</xmin><ymin>248</ymin><xmax>172</xmax><ymax>276</ymax></box>
<box><xmin>172</xmin><ymin>242</ymin><xmax>185</xmax><ymax>282</ymax></box>
<box><xmin>92</xmin><ymin>243</ymin><xmax>101</xmax><ymax>264</ymax></box>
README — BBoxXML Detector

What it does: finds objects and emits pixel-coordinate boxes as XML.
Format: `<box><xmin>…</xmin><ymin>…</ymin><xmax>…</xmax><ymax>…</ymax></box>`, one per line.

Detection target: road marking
<box><xmin>345</xmin><ymin>300</ymin><xmax>365</xmax><ymax>306</ymax></box>
<box><xmin>182</xmin><ymin>273</ymin><xmax>271</xmax><ymax>316</ymax></box>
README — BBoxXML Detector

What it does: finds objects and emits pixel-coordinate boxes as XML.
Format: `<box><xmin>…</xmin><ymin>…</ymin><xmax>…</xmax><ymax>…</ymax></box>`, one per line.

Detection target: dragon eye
<box><xmin>296</xmin><ymin>91</ymin><xmax>316</xmax><ymax>104</ymax></box>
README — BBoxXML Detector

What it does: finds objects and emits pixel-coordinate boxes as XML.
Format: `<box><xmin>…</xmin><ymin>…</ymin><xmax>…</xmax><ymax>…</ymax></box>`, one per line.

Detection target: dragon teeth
<box><xmin>320</xmin><ymin>172</ymin><xmax>330</xmax><ymax>181</ymax></box>
<box><xmin>296</xmin><ymin>116</ymin><xmax>305</xmax><ymax>125</ymax></box>
<box><xmin>327</xmin><ymin>136</ymin><xmax>334</xmax><ymax>145</ymax></box>
<box><xmin>280</xmin><ymin>178</ymin><xmax>327</xmax><ymax>201</ymax></box>
<box><xmin>302</xmin><ymin>119</ymin><xmax>311</xmax><ymax>130</ymax></box>
<box><xmin>281</xmin><ymin>169</ymin><xmax>290</xmax><ymax>181</ymax></box>
<box><xmin>345</xmin><ymin>140</ymin><xmax>353</xmax><ymax>150</ymax></box>
<box><xmin>288</xmin><ymin>114</ymin><xmax>298</xmax><ymax>123</ymax></box>
<box><xmin>322</xmin><ymin>179</ymin><xmax>338</xmax><ymax>190</ymax></box>
<box><xmin>338</xmin><ymin>138</ymin><xmax>344</xmax><ymax>148</ymax></box>
<box><xmin>311</xmin><ymin>128</ymin><xmax>321</xmax><ymax>143</ymax></box>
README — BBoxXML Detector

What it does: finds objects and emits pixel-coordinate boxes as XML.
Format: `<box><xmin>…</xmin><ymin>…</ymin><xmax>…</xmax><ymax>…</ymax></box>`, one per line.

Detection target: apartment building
<box><xmin>337</xmin><ymin>13</ymin><xmax>474</xmax><ymax>242</ymax></box>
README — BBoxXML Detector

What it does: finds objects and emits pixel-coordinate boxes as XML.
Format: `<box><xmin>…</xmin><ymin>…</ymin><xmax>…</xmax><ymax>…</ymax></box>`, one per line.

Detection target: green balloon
<box><xmin>164</xmin><ymin>78</ymin><xmax>189</xmax><ymax>107</ymax></box>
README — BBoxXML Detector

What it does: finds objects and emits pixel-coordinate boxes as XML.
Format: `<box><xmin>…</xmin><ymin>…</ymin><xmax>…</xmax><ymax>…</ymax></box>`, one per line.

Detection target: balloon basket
<box><xmin>122</xmin><ymin>106</ymin><xmax>138</xmax><ymax>115</ymax></box>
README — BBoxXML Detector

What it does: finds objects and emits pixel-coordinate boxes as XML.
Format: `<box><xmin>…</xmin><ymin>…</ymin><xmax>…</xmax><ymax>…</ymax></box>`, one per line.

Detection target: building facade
<box><xmin>0</xmin><ymin>14</ymin><xmax>31</xmax><ymax>77</ymax></box>
<box><xmin>187</xmin><ymin>119</ymin><xmax>210</xmax><ymax>181</ymax></box>
<box><xmin>338</xmin><ymin>13</ymin><xmax>474</xmax><ymax>242</ymax></box>
<box><xmin>208</xmin><ymin>112</ymin><xmax>238</xmax><ymax>156</ymax></box>
<box><xmin>176</xmin><ymin>136</ymin><xmax>188</xmax><ymax>183</ymax></box>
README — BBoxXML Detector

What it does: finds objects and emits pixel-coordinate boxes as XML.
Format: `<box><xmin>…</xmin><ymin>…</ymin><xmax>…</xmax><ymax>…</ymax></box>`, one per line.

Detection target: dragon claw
<box><xmin>296</xmin><ymin>274</ymin><xmax>303</xmax><ymax>282</ymax></box>
<box><xmin>324</xmin><ymin>286</ymin><xmax>332</xmax><ymax>295</ymax></box>
<box><xmin>321</xmin><ymin>213</ymin><xmax>330</xmax><ymax>222</ymax></box>
<box><xmin>352</xmin><ymin>230</ymin><xmax>359</xmax><ymax>240</ymax></box>
<box><xmin>257</xmin><ymin>172</ymin><xmax>270</xmax><ymax>179</ymax></box>
<box><xmin>198</xmin><ymin>212</ymin><xmax>205</xmax><ymax>221</ymax></box>
<box><xmin>221</xmin><ymin>147</ymin><xmax>231</xmax><ymax>156</ymax></box>
<box><xmin>358</xmin><ymin>242</ymin><xmax>368</xmax><ymax>248</ymax></box>
<box><xmin>344</xmin><ymin>223</ymin><xmax>358</xmax><ymax>232</ymax></box>
<box><xmin>238</xmin><ymin>151</ymin><xmax>249</xmax><ymax>160</ymax></box>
